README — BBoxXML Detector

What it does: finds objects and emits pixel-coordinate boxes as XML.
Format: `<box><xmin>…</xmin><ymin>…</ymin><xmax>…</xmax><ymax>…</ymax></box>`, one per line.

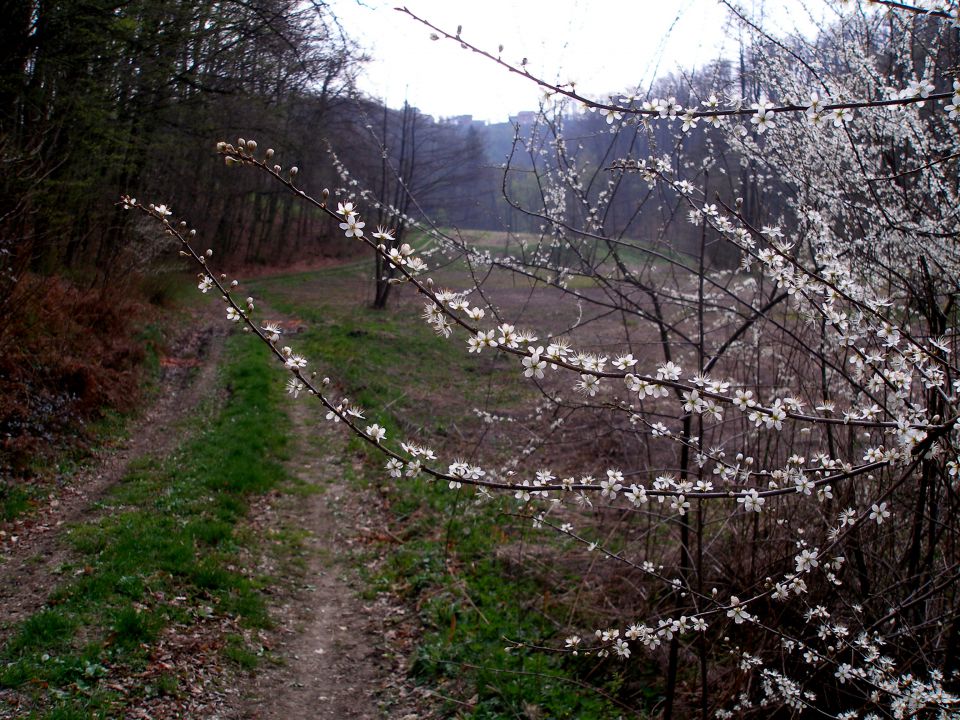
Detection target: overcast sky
<box><xmin>328</xmin><ymin>0</ymin><xmax>832</xmax><ymax>123</ymax></box>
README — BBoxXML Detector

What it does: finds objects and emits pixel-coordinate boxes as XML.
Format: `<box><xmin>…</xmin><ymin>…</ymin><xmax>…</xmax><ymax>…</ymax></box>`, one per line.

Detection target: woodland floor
<box><xmin>0</xmin><ymin>294</ymin><xmax>436</xmax><ymax>719</ymax></box>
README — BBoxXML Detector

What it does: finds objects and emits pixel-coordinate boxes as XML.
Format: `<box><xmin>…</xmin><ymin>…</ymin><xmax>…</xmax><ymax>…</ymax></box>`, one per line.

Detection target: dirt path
<box><xmin>226</xmin><ymin>384</ymin><xmax>432</xmax><ymax>720</ymax></box>
<box><xmin>0</xmin><ymin>306</ymin><xmax>227</xmax><ymax>641</ymax></box>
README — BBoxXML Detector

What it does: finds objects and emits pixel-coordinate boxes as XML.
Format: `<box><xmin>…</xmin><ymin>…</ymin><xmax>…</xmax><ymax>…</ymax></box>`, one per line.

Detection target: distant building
<box><xmin>509</xmin><ymin>111</ymin><xmax>538</xmax><ymax>126</ymax></box>
<box><xmin>446</xmin><ymin>114</ymin><xmax>474</xmax><ymax>126</ymax></box>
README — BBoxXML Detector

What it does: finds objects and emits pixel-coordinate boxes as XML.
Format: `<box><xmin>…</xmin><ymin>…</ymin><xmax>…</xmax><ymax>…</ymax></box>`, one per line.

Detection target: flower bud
<box><xmin>265</xmin><ymin>148</ymin><xmax>274</xmax><ymax>159</ymax></box>
<box><xmin>290</xmin><ymin>166</ymin><xmax>299</xmax><ymax>176</ymax></box>
<box><xmin>247</xmin><ymin>139</ymin><xmax>257</xmax><ymax>152</ymax></box>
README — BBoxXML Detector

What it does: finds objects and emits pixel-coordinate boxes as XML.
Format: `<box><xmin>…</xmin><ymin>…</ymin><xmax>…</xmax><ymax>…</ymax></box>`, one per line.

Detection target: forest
<box><xmin>3</xmin><ymin>0</ymin><xmax>960</xmax><ymax>719</ymax></box>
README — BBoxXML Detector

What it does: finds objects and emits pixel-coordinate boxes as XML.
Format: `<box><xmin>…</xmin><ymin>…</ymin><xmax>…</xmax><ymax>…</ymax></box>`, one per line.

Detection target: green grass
<box><xmin>381</xmin><ymin>503</ymin><xmax>630</xmax><ymax>719</ymax></box>
<box><xmin>222</xmin><ymin>633</ymin><xmax>262</xmax><ymax>670</ymax></box>
<box><xmin>0</xmin><ymin>482</ymin><xmax>32</xmax><ymax>521</ymax></box>
<box><xmin>251</xmin><ymin>271</ymin><xmax>528</xmax><ymax>435</ymax></box>
<box><xmin>0</xmin><ymin>332</ymin><xmax>289</xmax><ymax>718</ymax></box>
<box><xmin>250</xmin><ymin>268</ymin><xmax>630</xmax><ymax>718</ymax></box>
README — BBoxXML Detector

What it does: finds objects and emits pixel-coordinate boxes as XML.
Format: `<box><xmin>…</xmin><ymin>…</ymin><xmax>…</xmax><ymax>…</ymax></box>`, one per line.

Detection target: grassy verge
<box><xmin>251</xmin><ymin>269</ymin><xmax>629</xmax><ymax>718</ymax></box>
<box><xmin>0</xmin><ymin>332</ymin><xmax>289</xmax><ymax>719</ymax></box>
<box><xmin>251</xmin><ymin>274</ymin><xmax>524</xmax><ymax>444</ymax></box>
<box><xmin>372</xmin><ymin>480</ymin><xmax>632</xmax><ymax>719</ymax></box>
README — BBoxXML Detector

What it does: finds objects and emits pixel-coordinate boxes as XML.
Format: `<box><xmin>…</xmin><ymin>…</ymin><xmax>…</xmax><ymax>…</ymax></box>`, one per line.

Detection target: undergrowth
<box><xmin>0</xmin><ymin>270</ymin><xmax>197</xmax><ymax>521</ymax></box>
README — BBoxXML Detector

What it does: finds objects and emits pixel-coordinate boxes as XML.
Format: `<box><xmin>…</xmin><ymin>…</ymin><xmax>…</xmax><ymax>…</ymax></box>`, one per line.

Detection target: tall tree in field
<box><xmin>330</xmin><ymin>99</ymin><xmax>489</xmax><ymax>309</ymax></box>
